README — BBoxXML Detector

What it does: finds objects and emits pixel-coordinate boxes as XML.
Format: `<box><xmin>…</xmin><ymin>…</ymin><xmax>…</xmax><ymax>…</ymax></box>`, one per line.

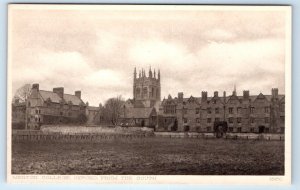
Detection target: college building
<box><xmin>121</xmin><ymin>68</ymin><xmax>285</xmax><ymax>133</ymax></box>
<box><xmin>12</xmin><ymin>68</ymin><xmax>285</xmax><ymax>133</ymax></box>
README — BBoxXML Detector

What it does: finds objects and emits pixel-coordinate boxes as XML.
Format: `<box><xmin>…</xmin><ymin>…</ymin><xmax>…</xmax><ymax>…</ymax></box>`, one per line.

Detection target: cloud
<box><xmin>10</xmin><ymin>7</ymin><xmax>288</xmax><ymax>105</ymax></box>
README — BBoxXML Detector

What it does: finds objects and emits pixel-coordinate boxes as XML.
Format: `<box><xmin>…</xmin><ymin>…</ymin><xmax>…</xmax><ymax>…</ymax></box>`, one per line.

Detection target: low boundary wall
<box><xmin>12</xmin><ymin>130</ymin><xmax>284</xmax><ymax>142</ymax></box>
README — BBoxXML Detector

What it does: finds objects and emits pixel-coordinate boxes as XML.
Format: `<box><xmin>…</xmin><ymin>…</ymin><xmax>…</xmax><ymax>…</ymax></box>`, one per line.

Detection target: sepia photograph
<box><xmin>7</xmin><ymin>4</ymin><xmax>291</xmax><ymax>184</ymax></box>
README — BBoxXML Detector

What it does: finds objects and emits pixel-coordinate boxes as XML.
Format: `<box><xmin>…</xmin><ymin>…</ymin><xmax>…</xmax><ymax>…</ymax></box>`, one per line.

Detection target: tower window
<box><xmin>143</xmin><ymin>87</ymin><xmax>148</xmax><ymax>98</ymax></box>
<box><xmin>136</xmin><ymin>88</ymin><xmax>140</xmax><ymax>98</ymax></box>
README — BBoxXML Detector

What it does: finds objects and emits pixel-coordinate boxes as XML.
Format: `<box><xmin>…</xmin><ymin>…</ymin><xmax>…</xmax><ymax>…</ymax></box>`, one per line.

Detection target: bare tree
<box><xmin>103</xmin><ymin>95</ymin><xmax>125</xmax><ymax>125</ymax></box>
<box><xmin>13</xmin><ymin>84</ymin><xmax>32</xmax><ymax>103</ymax></box>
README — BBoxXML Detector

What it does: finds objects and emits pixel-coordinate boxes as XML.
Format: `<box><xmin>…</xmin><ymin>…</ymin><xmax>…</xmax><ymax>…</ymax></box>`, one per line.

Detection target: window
<box><xmin>280</xmin><ymin>103</ymin><xmax>285</xmax><ymax>112</ymax></box>
<box><xmin>237</xmin><ymin>117</ymin><xmax>242</xmax><ymax>123</ymax></box>
<box><xmin>196</xmin><ymin>118</ymin><xmax>200</xmax><ymax>123</ymax></box>
<box><xmin>68</xmin><ymin>112</ymin><xmax>72</xmax><ymax>116</ymax></box>
<box><xmin>250</xmin><ymin>128</ymin><xmax>254</xmax><ymax>132</ymax></box>
<box><xmin>152</xmin><ymin>87</ymin><xmax>154</xmax><ymax>98</ymax></box>
<box><xmin>196</xmin><ymin>108</ymin><xmax>200</xmax><ymax>114</ymax></box>
<box><xmin>35</xmin><ymin>109</ymin><xmax>38</xmax><ymax>114</ymax></box>
<box><xmin>229</xmin><ymin>117</ymin><xmax>234</xmax><ymax>123</ymax></box>
<box><xmin>60</xmin><ymin>112</ymin><xmax>63</xmax><ymax>116</ymax></box>
<box><xmin>250</xmin><ymin>117</ymin><xmax>254</xmax><ymax>123</ymax></box>
<box><xmin>215</xmin><ymin>117</ymin><xmax>220</xmax><ymax>122</ymax></box>
<box><xmin>280</xmin><ymin>127</ymin><xmax>284</xmax><ymax>133</ymax></box>
<box><xmin>207</xmin><ymin>118</ymin><xmax>211</xmax><ymax>123</ymax></box>
<box><xmin>207</xmin><ymin>127</ymin><xmax>211</xmax><ymax>132</ymax></box>
<box><xmin>265</xmin><ymin>117</ymin><xmax>270</xmax><ymax>123</ymax></box>
<box><xmin>183</xmin><ymin>109</ymin><xmax>187</xmax><ymax>114</ymax></box>
<box><xmin>229</xmin><ymin>107</ymin><xmax>233</xmax><ymax>114</ymax></box>
<box><xmin>183</xmin><ymin>118</ymin><xmax>188</xmax><ymax>123</ymax></box>
<box><xmin>237</xmin><ymin>107</ymin><xmax>242</xmax><ymax>114</ymax></box>
<box><xmin>28</xmin><ymin>101</ymin><xmax>31</xmax><ymax>107</ymax></box>
<box><xmin>228</xmin><ymin>127</ymin><xmax>233</xmax><ymax>132</ymax></box>
<box><xmin>250</xmin><ymin>107</ymin><xmax>255</xmax><ymax>113</ymax></box>
<box><xmin>237</xmin><ymin>127</ymin><xmax>242</xmax><ymax>132</ymax></box>
<box><xmin>38</xmin><ymin>117</ymin><xmax>41</xmax><ymax>122</ymax></box>
<box><xmin>265</xmin><ymin>107</ymin><xmax>270</xmax><ymax>113</ymax></box>
<box><xmin>265</xmin><ymin>128</ymin><xmax>270</xmax><ymax>133</ymax></box>
<box><xmin>207</xmin><ymin>107</ymin><xmax>212</xmax><ymax>114</ymax></box>
<box><xmin>215</xmin><ymin>108</ymin><xmax>219</xmax><ymax>114</ymax></box>
<box><xmin>143</xmin><ymin>87</ymin><xmax>148</xmax><ymax>98</ymax></box>
<box><xmin>213</xmin><ymin>100</ymin><xmax>216</xmax><ymax>104</ymax></box>
<box><xmin>136</xmin><ymin>88</ymin><xmax>140</xmax><ymax>97</ymax></box>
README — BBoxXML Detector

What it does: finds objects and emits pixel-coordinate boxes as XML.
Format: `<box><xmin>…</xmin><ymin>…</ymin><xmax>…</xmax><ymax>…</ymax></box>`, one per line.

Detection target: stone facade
<box><xmin>25</xmin><ymin>84</ymin><xmax>87</xmax><ymax>130</ymax></box>
<box><xmin>158</xmin><ymin>89</ymin><xmax>285</xmax><ymax>133</ymax></box>
<box><xmin>120</xmin><ymin>67</ymin><xmax>161</xmax><ymax>127</ymax></box>
<box><xmin>133</xmin><ymin>67</ymin><xmax>161</xmax><ymax>109</ymax></box>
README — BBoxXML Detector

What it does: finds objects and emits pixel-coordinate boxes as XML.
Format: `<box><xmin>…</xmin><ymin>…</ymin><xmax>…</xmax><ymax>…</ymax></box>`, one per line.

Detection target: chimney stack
<box><xmin>32</xmin><ymin>83</ymin><xmax>39</xmax><ymax>91</ymax></box>
<box><xmin>75</xmin><ymin>91</ymin><xmax>81</xmax><ymax>99</ymax></box>
<box><xmin>243</xmin><ymin>90</ymin><xmax>250</xmax><ymax>99</ymax></box>
<box><xmin>53</xmin><ymin>87</ymin><xmax>64</xmax><ymax>99</ymax></box>
<box><xmin>178</xmin><ymin>92</ymin><xmax>183</xmax><ymax>103</ymax></box>
<box><xmin>201</xmin><ymin>91</ymin><xmax>207</xmax><ymax>102</ymax></box>
<box><xmin>272</xmin><ymin>88</ymin><xmax>279</xmax><ymax>99</ymax></box>
<box><xmin>214</xmin><ymin>91</ymin><xmax>218</xmax><ymax>97</ymax></box>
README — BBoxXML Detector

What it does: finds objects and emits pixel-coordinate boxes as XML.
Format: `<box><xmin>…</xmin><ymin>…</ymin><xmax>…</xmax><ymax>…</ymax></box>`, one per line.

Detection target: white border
<box><xmin>6</xmin><ymin>4</ymin><xmax>292</xmax><ymax>184</ymax></box>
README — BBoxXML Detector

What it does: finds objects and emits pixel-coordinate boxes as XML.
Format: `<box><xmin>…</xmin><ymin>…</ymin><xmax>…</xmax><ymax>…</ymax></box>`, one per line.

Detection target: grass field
<box><xmin>11</xmin><ymin>137</ymin><xmax>284</xmax><ymax>175</ymax></box>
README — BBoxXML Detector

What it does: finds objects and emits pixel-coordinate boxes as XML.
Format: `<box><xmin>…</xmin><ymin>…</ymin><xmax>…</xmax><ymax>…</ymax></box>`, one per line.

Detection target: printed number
<box><xmin>270</xmin><ymin>177</ymin><xmax>282</xmax><ymax>181</ymax></box>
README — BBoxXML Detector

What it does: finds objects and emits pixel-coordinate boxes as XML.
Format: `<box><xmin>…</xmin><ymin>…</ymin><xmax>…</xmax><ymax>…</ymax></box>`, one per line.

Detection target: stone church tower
<box><xmin>133</xmin><ymin>67</ymin><xmax>161</xmax><ymax>108</ymax></box>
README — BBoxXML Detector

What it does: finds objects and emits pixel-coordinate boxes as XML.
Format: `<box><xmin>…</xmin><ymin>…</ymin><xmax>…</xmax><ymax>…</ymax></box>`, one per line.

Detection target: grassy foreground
<box><xmin>12</xmin><ymin>137</ymin><xmax>284</xmax><ymax>175</ymax></box>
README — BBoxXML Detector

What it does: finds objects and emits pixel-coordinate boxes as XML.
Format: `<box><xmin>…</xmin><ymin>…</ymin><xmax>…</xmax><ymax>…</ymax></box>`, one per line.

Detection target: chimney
<box><xmin>32</xmin><ymin>83</ymin><xmax>39</xmax><ymax>91</ymax></box>
<box><xmin>53</xmin><ymin>87</ymin><xmax>64</xmax><ymax>99</ymax></box>
<box><xmin>75</xmin><ymin>91</ymin><xmax>81</xmax><ymax>99</ymax></box>
<box><xmin>272</xmin><ymin>88</ymin><xmax>278</xmax><ymax>99</ymax></box>
<box><xmin>243</xmin><ymin>90</ymin><xmax>250</xmax><ymax>99</ymax></box>
<box><xmin>201</xmin><ymin>91</ymin><xmax>207</xmax><ymax>102</ymax></box>
<box><xmin>214</xmin><ymin>91</ymin><xmax>218</xmax><ymax>97</ymax></box>
<box><xmin>178</xmin><ymin>92</ymin><xmax>184</xmax><ymax>103</ymax></box>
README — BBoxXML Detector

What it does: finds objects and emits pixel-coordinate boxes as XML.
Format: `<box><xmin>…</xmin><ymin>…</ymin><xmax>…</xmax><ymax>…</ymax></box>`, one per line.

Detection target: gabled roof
<box><xmin>87</xmin><ymin>106</ymin><xmax>99</xmax><ymax>111</ymax></box>
<box><xmin>122</xmin><ymin>107</ymin><xmax>156</xmax><ymax>119</ymax></box>
<box><xmin>64</xmin><ymin>94</ymin><xmax>84</xmax><ymax>105</ymax></box>
<box><xmin>39</xmin><ymin>90</ymin><xmax>84</xmax><ymax>106</ymax></box>
<box><xmin>39</xmin><ymin>90</ymin><xmax>61</xmax><ymax>103</ymax></box>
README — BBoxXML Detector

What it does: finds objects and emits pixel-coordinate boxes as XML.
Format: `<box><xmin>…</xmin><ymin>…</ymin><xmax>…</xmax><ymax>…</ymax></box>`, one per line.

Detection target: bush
<box><xmin>77</xmin><ymin>114</ymin><xmax>87</xmax><ymax>124</ymax></box>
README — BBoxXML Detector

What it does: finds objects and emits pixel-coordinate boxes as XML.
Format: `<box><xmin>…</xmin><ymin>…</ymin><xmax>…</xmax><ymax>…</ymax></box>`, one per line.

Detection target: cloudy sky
<box><xmin>9</xmin><ymin>5</ymin><xmax>288</xmax><ymax>106</ymax></box>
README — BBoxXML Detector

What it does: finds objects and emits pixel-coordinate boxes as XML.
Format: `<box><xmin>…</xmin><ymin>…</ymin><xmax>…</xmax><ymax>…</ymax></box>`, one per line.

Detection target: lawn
<box><xmin>11</xmin><ymin>137</ymin><xmax>284</xmax><ymax>175</ymax></box>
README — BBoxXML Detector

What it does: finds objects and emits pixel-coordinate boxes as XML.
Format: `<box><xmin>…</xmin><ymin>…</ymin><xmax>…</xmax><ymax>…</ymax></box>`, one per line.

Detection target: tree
<box><xmin>13</xmin><ymin>84</ymin><xmax>32</xmax><ymax>103</ymax></box>
<box><xmin>103</xmin><ymin>96</ymin><xmax>125</xmax><ymax>125</ymax></box>
<box><xmin>77</xmin><ymin>113</ymin><xmax>87</xmax><ymax>124</ymax></box>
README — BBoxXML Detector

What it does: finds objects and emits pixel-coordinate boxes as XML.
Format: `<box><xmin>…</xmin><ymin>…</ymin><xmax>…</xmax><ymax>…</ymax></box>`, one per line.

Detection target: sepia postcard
<box><xmin>7</xmin><ymin>4</ymin><xmax>291</xmax><ymax>184</ymax></box>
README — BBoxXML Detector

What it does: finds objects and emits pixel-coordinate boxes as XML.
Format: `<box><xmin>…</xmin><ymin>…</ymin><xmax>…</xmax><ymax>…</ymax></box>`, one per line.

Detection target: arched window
<box><xmin>143</xmin><ymin>87</ymin><xmax>148</xmax><ymax>98</ymax></box>
<box><xmin>136</xmin><ymin>88</ymin><xmax>140</xmax><ymax>98</ymax></box>
<box><xmin>151</xmin><ymin>87</ymin><xmax>154</xmax><ymax>98</ymax></box>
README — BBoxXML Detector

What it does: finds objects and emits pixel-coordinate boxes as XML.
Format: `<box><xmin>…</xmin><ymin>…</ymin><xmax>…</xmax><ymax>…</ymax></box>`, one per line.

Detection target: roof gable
<box><xmin>123</xmin><ymin>107</ymin><xmax>156</xmax><ymax>119</ymax></box>
<box><xmin>64</xmin><ymin>94</ymin><xmax>83</xmax><ymax>106</ymax></box>
<box><xmin>39</xmin><ymin>90</ymin><xmax>61</xmax><ymax>103</ymax></box>
<box><xmin>39</xmin><ymin>90</ymin><xmax>84</xmax><ymax>105</ymax></box>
